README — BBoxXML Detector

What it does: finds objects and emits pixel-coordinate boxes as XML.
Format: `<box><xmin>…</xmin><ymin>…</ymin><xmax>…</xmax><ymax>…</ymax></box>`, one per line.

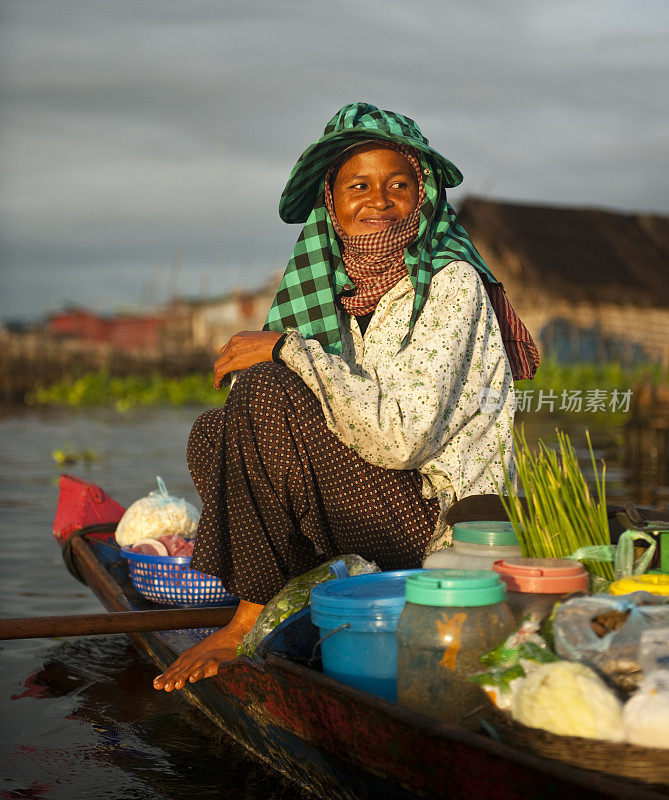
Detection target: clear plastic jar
<box><xmin>396</xmin><ymin>570</ymin><xmax>514</xmax><ymax>728</ymax></box>
<box><xmin>423</xmin><ymin>521</ymin><xmax>521</xmax><ymax>571</ymax></box>
<box><xmin>492</xmin><ymin>558</ymin><xmax>590</xmax><ymax>626</ymax></box>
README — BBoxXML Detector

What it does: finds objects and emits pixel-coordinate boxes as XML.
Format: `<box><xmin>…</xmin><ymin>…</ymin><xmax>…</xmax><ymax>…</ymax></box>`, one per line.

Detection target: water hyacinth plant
<box><xmin>26</xmin><ymin>371</ymin><xmax>226</xmax><ymax>409</ymax></box>
<box><xmin>498</xmin><ymin>426</ymin><xmax>614</xmax><ymax>583</ymax></box>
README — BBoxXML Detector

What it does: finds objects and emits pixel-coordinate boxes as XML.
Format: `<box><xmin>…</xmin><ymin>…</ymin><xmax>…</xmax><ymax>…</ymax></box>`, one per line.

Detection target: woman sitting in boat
<box><xmin>154</xmin><ymin>102</ymin><xmax>538</xmax><ymax>692</ymax></box>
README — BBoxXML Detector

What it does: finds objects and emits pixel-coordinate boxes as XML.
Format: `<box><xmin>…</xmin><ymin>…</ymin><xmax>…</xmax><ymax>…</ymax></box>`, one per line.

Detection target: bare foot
<box><xmin>153</xmin><ymin>599</ymin><xmax>264</xmax><ymax>691</ymax></box>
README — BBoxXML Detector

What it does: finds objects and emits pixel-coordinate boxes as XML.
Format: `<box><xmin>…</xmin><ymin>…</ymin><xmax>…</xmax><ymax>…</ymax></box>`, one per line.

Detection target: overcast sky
<box><xmin>1</xmin><ymin>0</ymin><xmax>667</xmax><ymax>321</ymax></box>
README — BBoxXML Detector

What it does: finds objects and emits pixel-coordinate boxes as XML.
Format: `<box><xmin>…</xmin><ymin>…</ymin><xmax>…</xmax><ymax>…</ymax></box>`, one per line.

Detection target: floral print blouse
<box><xmin>279</xmin><ymin>260</ymin><xmax>515</xmax><ymax>518</ymax></box>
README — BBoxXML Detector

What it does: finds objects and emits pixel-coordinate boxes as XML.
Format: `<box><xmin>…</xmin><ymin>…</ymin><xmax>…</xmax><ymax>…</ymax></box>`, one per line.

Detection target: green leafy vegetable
<box><xmin>497</xmin><ymin>426</ymin><xmax>614</xmax><ymax>584</ymax></box>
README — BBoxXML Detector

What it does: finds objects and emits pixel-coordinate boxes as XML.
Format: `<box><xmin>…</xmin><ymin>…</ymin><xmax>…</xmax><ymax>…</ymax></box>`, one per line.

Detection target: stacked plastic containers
<box><xmin>396</xmin><ymin>570</ymin><xmax>514</xmax><ymax>727</ymax></box>
<box><xmin>492</xmin><ymin>558</ymin><xmax>589</xmax><ymax>625</ymax></box>
<box><xmin>310</xmin><ymin>569</ymin><xmax>423</xmax><ymax>701</ymax></box>
<box><xmin>423</xmin><ymin>521</ymin><xmax>521</xmax><ymax>570</ymax></box>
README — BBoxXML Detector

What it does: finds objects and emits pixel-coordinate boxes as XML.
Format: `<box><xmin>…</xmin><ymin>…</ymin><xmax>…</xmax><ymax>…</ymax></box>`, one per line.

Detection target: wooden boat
<box><xmin>62</xmin><ymin>532</ymin><xmax>668</xmax><ymax>800</ymax></box>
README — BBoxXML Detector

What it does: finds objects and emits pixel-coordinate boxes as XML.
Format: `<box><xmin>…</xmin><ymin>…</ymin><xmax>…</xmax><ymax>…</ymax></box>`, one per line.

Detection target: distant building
<box><xmin>46</xmin><ymin>272</ymin><xmax>283</xmax><ymax>354</ymax></box>
<box><xmin>48</xmin><ymin>308</ymin><xmax>168</xmax><ymax>351</ymax></box>
<box><xmin>458</xmin><ymin>197</ymin><xmax>669</xmax><ymax>367</ymax></box>
<box><xmin>175</xmin><ymin>275</ymin><xmax>282</xmax><ymax>351</ymax></box>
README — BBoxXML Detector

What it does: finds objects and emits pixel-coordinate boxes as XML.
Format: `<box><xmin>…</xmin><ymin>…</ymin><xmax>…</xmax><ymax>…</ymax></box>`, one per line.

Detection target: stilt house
<box><xmin>457</xmin><ymin>197</ymin><xmax>669</xmax><ymax>367</ymax></box>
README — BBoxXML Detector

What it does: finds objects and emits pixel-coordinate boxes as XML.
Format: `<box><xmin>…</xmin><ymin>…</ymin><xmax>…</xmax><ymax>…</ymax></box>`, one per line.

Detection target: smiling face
<box><xmin>332</xmin><ymin>144</ymin><xmax>419</xmax><ymax>237</ymax></box>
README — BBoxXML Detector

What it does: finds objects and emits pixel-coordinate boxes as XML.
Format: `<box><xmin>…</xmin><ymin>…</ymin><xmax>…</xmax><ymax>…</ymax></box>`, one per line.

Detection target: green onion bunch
<box><xmin>498</xmin><ymin>426</ymin><xmax>614</xmax><ymax>583</ymax></box>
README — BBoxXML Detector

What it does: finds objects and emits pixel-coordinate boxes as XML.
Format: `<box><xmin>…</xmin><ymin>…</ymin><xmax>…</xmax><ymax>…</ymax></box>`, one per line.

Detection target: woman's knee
<box><xmin>187</xmin><ymin>407</ymin><xmax>225</xmax><ymax>467</ymax></box>
<box><xmin>226</xmin><ymin>361</ymin><xmax>304</xmax><ymax>419</ymax></box>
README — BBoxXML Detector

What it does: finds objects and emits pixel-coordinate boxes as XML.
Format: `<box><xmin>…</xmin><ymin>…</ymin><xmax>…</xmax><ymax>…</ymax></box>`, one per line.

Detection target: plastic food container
<box><xmin>492</xmin><ymin>558</ymin><xmax>589</xmax><ymax>625</ymax></box>
<box><xmin>310</xmin><ymin>569</ymin><xmax>423</xmax><ymax>701</ymax></box>
<box><xmin>609</xmin><ymin>573</ymin><xmax>669</xmax><ymax>597</ymax></box>
<box><xmin>396</xmin><ymin>569</ymin><xmax>514</xmax><ymax>727</ymax></box>
<box><xmin>423</xmin><ymin>521</ymin><xmax>521</xmax><ymax>570</ymax></box>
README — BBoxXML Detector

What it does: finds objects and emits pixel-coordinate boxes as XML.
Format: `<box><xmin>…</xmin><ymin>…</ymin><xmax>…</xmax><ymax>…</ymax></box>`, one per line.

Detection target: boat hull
<box><xmin>67</xmin><ymin>535</ymin><xmax>666</xmax><ymax>800</ymax></box>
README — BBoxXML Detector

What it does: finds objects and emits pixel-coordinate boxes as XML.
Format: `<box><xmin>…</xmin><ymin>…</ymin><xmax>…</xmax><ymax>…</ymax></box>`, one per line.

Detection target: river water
<box><xmin>0</xmin><ymin>406</ymin><xmax>667</xmax><ymax>799</ymax></box>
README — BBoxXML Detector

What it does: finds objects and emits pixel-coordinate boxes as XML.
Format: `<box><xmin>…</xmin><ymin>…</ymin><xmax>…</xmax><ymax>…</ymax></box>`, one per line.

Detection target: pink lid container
<box><xmin>493</xmin><ymin>558</ymin><xmax>589</xmax><ymax>594</ymax></box>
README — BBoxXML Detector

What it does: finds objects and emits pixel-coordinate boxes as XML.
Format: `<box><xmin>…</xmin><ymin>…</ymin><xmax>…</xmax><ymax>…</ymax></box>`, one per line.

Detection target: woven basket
<box><xmin>490</xmin><ymin>707</ymin><xmax>669</xmax><ymax>788</ymax></box>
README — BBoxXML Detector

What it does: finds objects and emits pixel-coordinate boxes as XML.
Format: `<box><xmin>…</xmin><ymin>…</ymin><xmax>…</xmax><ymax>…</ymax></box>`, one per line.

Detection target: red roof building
<box><xmin>48</xmin><ymin>309</ymin><xmax>168</xmax><ymax>351</ymax></box>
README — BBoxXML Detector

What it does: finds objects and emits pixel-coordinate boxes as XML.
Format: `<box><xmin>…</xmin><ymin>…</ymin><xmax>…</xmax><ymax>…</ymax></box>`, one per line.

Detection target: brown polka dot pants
<box><xmin>188</xmin><ymin>362</ymin><xmax>440</xmax><ymax>604</ymax></box>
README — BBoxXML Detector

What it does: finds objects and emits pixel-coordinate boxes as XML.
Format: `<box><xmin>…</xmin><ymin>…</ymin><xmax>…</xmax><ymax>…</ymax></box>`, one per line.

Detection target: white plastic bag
<box><xmin>511</xmin><ymin>661</ymin><xmax>624</xmax><ymax>742</ymax></box>
<box><xmin>115</xmin><ymin>477</ymin><xmax>199</xmax><ymax>547</ymax></box>
<box><xmin>623</xmin><ymin>670</ymin><xmax>669</xmax><ymax>749</ymax></box>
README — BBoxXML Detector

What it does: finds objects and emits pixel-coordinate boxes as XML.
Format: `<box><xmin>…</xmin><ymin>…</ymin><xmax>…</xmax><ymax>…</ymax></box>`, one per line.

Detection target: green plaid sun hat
<box><xmin>279</xmin><ymin>103</ymin><xmax>464</xmax><ymax>225</ymax></box>
<box><xmin>264</xmin><ymin>102</ymin><xmax>501</xmax><ymax>355</ymax></box>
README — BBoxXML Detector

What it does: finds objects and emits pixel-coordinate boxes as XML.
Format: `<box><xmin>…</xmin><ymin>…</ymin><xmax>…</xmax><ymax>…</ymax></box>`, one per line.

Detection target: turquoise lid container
<box><xmin>452</xmin><ymin>521</ymin><xmax>519</xmax><ymax>547</ymax></box>
<box><xmin>404</xmin><ymin>569</ymin><xmax>507</xmax><ymax>607</ymax></box>
<box><xmin>310</xmin><ymin>569</ymin><xmax>422</xmax><ymax>632</ymax></box>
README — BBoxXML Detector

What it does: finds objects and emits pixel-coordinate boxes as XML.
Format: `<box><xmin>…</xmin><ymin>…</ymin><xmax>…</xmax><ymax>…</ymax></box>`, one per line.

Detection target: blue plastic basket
<box><xmin>121</xmin><ymin>547</ymin><xmax>237</xmax><ymax>607</ymax></box>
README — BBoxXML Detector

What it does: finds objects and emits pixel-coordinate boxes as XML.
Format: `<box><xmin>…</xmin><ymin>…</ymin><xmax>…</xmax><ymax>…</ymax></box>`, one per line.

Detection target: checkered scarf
<box><xmin>323</xmin><ymin>141</ymin><xmax>426</xmax><ymax>316</ymax></box>
<box><xmin>265</xmin><ymin>126</ymin><xmax>539</xmax><ymax>380</ymax></box>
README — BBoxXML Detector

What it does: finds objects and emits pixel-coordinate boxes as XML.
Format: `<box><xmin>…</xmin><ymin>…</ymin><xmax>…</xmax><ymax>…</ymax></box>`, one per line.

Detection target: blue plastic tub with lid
<box><xmin>310</xmin><ymin>569</ymin><xmax>424</xmax><ymax>701</ymax></box>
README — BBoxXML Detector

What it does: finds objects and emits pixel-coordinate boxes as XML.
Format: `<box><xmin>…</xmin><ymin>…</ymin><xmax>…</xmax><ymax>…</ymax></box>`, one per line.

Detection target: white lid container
<box><xmin>423</xmin><ymin>521</ymin><xmax>522</xmax><ymax>570</ymax></box>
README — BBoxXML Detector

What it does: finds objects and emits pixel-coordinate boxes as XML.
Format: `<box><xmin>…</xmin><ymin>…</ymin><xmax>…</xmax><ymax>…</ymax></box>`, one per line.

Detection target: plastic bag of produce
<box><xmin>128</xmin><ymin>534</ymin><xmax>195</xmax><ymax>557</ymax></box>
<box><xmin>511</xmin><ymin>661</ymin><xmax>624</xmax><ymax>741</ymax></box>
<box><xmin>567</xmin><ymin>530</ymin><xmax>657</xmax><ymax>594</ymax></box>
<box><xmin>237</xmin><ymin>555</ymin><xmax>379</xmax><ymax>657</ymax></box>
<box><xmin>115</xmin><ymin>477</ymin><xmax>199</xmax><ymax>547</ymax></box>
<box><xmin>624</xmin><ymin>670</ymin><xmax>669</xmax><ymax>748</ymax></box>
<box><xmin>623</xmin><ymin>628</ymin><xmax>669</xmax><ymax>748</ymax></box>
<box><xmin>553</xmin><ymin>593</ymin><xmax>669</xmax><ymax>693</ymax></box>
<box><xmin>624</xmin><ymin>642</ymin><xmax>669</xmax><ymax>749</ymax></box>
<box><xmin>639</xmin><ymin>626</ymin><xmax>669</xmax><ymax>674</ymax></box>
<box><xmin>469</xmin><ymin>619</ymin><xmax>559</xmax><ymax>709</ymax></box>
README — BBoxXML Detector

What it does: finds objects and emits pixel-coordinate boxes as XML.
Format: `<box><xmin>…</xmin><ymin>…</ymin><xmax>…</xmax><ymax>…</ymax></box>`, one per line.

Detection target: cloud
<box><xmin>1</xmin><ymin>0</ymin><xmax>667</xmax><ymax>318</ymax></box>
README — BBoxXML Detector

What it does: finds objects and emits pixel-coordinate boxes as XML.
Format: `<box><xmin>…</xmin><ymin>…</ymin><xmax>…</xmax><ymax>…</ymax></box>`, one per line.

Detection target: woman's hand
<box><xmin>213</xmin><ymin>330</ymin><xmax>283</xmax><ymax>389</ymax></box>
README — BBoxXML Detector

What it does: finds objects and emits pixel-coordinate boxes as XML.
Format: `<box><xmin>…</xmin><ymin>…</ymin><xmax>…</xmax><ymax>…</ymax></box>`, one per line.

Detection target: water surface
<box><xmin>0</xmin><ymin>406</ymin><xmax>666</xmax><ymax>799</ymax></box>
<box><xmin>0</xmin><ymin>406</ymin><xmax>307</xmax><ymax>799</ymax></box>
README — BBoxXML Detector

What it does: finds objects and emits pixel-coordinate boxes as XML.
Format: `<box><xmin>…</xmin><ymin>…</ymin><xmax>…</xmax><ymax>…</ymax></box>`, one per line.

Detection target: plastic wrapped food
<box><xmin>115</xmin><ymin>477</ymin><xmax>199</xmax><ymax>547</ymax></box>
<box><xmin>130</xmin><ymin>539</ymin><xmax>168</xmax><ymax>556</ymax></box>
<box><xmin>511</xmin><ymin>661</ymin><xmax>624</xmax><ymax>741</ymax></box>
<box><xmin>129</xmin><ymin>534</ymin><xmax>195</xmax><ymax>557</ymax></box>
<box><xmin>156</xmin><ymin>534</ymin><xmax>195</xmax><ymax>557</ymax></box>
<box><xmin>237</xmin><ymin>555</ymin><xmax>379</xmax><ymax>657</ymax></box>
<box><xmin>553</xmin><ymin>593</ymin><xmax>669</xmax><ymax>693</ymax></box>
<box><xmin>639</xmin><ymin>626</ymin><xmax>669</xmax><ymax>675</ymax></box>
<box><xmin>623</xmin><ymin>669</ymin><xmax>669</xmax><ymax>748</ymax></box>
<box><xmin>469</xmin><ymin>619</ymin><xmax>559</xmax><ymax>710</ymax></box>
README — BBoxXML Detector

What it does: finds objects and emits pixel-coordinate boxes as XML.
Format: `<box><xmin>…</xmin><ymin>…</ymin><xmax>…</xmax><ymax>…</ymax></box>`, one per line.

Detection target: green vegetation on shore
<box><xmin>27</xmin><ymin>372</ymin><xmax>228</xmax><ymax>410</ymax></box>
<box><xmin>517</xmin><ymin>359</ymin><xmax>664</xmax><ymax>395</ymax></box>
<box><xmin>24</xmin><ymin>360</ymin><xmax>665</xmax><ymax>413</ymax></box>
<box><xmin>514</xmin><ymin>359</ymin><xmax>666</xmax><ymax>423</ymax></box>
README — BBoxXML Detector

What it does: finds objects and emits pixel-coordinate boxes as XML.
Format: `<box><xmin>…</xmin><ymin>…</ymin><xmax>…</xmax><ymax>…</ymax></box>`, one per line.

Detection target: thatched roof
<box><xmin>457</xmin><ymin>197</ymin><xmax>669</xmax><ymax>307</ymax></box>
